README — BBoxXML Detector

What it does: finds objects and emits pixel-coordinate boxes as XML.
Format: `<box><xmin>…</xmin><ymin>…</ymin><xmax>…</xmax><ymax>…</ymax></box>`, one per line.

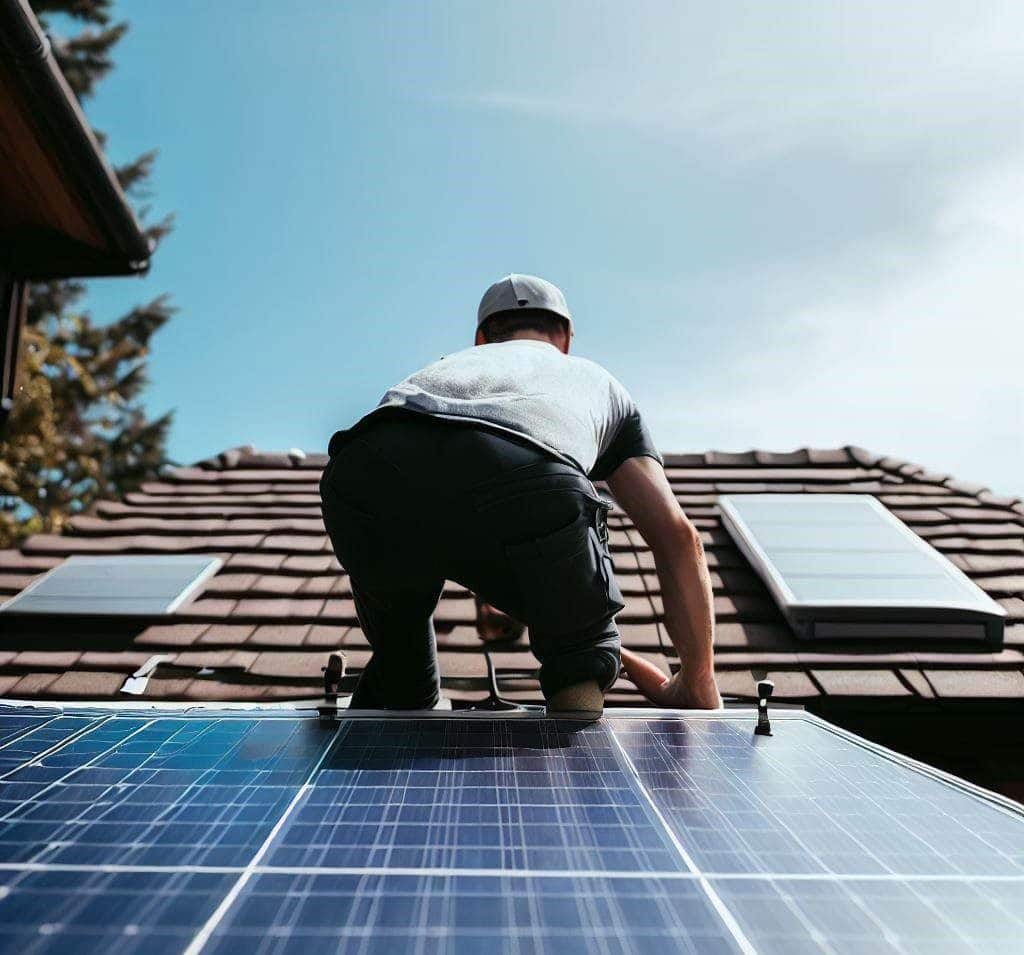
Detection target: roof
<box><xmin>0</xmin><ymin>0</ymin><xmax>151</xmax><ymax>278</ymax></box>
<box><xmin>0</xmin><ymin>444</ymin><xmax>1021</xmax><ymax>706</ymax></box>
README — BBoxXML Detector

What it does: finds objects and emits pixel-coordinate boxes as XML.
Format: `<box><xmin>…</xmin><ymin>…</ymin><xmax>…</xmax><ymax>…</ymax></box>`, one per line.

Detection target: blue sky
<box><xmin>79</xmin><ymin>1</ymin><xmax>1021</xmax><ymax>493</ymax></box>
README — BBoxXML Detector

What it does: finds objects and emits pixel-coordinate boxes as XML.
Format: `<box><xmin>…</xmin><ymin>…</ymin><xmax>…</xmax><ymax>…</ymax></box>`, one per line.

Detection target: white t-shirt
<box><xmin>335</xmin><ymin>339</ymin><xmax>663</xmax><ymax>480</ymax></box>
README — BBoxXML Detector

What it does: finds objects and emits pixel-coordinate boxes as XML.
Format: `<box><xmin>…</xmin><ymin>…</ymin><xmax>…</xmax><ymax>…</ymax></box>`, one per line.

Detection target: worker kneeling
<box><xmin>319</xmin><ymin>274</ymin><xmax>721</xmax><ymax>717</ymax></box>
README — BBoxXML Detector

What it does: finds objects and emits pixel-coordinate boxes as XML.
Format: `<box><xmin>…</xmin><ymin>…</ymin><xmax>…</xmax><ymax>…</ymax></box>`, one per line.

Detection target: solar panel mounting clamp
<box><xmin>755</xmin><ymin>679</ymin><xmax>774</xmax><ymax>736</ymax></box>
<box><xmin>318</xmin><ymin>652</ymin><xmax>346</xmax><ymax>721</ymax></box>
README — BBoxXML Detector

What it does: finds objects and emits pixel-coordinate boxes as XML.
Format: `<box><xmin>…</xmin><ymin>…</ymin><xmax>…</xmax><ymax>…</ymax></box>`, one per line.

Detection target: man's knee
<box><xmin>533</xmin><ymin>620</ymin><xmax>621</xmax><ymax>700</ymax></box>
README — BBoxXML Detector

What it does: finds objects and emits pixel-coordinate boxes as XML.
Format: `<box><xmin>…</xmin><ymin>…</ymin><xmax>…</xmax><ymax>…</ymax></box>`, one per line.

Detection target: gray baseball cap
<box><xmin>477</xmin><ymin>274</ymin><xmax>573</xmax><ymax>330</ymax></box>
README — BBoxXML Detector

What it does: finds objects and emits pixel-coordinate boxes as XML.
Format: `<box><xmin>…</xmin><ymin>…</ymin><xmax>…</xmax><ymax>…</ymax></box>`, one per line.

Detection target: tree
<box><xmin>0</xmin><ymin>0</ymin><xmax>175</xmax><ymax>548</ymax></box>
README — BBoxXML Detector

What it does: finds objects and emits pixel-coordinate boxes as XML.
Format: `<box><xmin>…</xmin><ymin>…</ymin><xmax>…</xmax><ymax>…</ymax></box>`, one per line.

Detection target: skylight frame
<box><xmin>719</xmin><ymin>493</ymin><xmax>1007</xmax><ymax>642</ymax></box>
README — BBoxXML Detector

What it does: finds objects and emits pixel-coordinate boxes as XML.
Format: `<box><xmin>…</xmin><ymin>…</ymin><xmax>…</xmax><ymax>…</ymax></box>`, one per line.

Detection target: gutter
<box><xmin>0</xmin><ymin>0</ymin><xmax>153</xmax><ymax>275</ymax></box>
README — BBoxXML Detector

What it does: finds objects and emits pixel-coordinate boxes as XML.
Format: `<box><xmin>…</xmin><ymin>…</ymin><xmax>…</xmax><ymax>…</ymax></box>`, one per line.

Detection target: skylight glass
<box><xmin>0</xmin><ymin>555</ymin><xmax>222</xmax><ymax>616</ymax></box>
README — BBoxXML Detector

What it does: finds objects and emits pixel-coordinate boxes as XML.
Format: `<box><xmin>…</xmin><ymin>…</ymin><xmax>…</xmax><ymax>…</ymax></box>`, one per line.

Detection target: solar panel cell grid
<box><xmin>712</xmin><ymin>878</ymin><xmax>1024</xmax><ymax>955</ymax></box>
<box><xmin>0</xmin><ymin>714</ymin><xmax>47</xmax><ymax>748</ymax></box>
<box><xmin>0</xmin><ymin>715</ymin><xmax>96</xmax><ymax>779</ymax></box>
<box><xmin>611</xmin><ymin>718</ymin><xmax>1024</xmax><ymax>877</ymax></box>
<box><xmin>0</xmin><ymin>869</ymin><xmax>238</xmax><ymax>955</ymax></box>
<box><xmin>0</xmin><ymin>716</ymin><xmax>332</xmax><ymax>867</ymax></box>
<box><xmin>0</xmin><ymin>707</ymin><xmax>1021</xmax><ymax>955</ymax></box>
<box><xmin>269</xmin><ymin>719</ymin><xmax>684</xmax><ymax>872</ymax></box>
<box><xmin>207</xmin><ymin>873</ymin><xmax>742</xmax><ymax>955</ymax></box>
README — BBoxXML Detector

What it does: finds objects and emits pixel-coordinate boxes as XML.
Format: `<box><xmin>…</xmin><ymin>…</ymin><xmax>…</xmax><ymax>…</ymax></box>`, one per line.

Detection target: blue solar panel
<box><xmin>610</xmin><ymin>717</ymin><xmax>1024</xmax><ymax>877</ymax></box>
<box><xmin>711</xmin><ymin>877</ymin><xmax>1024</xmax><ymax>953</ymax></box>
<box><xmin>269</xmin><ymin>720</ymin><xmax>684</xmax><ymax>872</ymax></box>
<box><xmin>0</xmin><ymin>715</ymin><xmax>333</xmax><ymax>866</ymax></box>
<box><xmin>0</xmin><ymin>706</ymin><xmax>1021</xmax><ymax>955</ymax></box>
<box><xmin>0</xmin><ymin>712</ymin><xmax>49</xmax><ymax>747</ymax></box>
<box><xmin>0</xmin><ymin>715</ymin><xmax>98</xmax><ymax>779</ymax></box>
<box><xmin>207</xmin><ymin>873</ymin><xmax>740</xmax><ymax>955</ymax></box>
<box><xmin>0</xmin><ymin>868</ymin><xmax>237</xmax><ymax>955</ymax></box>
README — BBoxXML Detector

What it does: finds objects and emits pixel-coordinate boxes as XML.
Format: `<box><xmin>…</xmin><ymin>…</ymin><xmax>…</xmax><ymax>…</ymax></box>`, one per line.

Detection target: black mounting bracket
<box><xmin>755</xmin><ymin>678</ymin><xmax>774</xmax><ymax>736</ymax></box>
<box><xmin>317</xmin><ymin>652</ymin><xmax>346</xmax><ymax>722</ymax></box>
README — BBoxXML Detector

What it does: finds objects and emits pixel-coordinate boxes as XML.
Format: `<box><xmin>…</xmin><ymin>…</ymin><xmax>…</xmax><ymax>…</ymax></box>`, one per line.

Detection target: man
<box><xmin>319</xmin><ymin>274</ymin><xmax>721</xmax><ymax>715</ymax></box>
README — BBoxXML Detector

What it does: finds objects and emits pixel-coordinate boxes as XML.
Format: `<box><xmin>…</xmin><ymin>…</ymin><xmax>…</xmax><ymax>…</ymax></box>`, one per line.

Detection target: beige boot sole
<box><xmin>546</xmin><ymin>679</ymin><xmax>604</xmax><ymax>720</ymax></box>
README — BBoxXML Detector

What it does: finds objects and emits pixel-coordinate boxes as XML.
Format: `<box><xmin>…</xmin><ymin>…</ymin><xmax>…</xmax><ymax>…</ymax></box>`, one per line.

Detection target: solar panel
<box><xmin>0</xmin><ymin>555</ymin><xmax>222</xmax><ymax>616</ymax></box>
<box><xmin>0</xmin><ymin>706</ymin><xmax>1021</xmax><ymax>954</ymax></box>
<box><xmin>719</xmin><ymin>493</ymin><xmax>1007</xmax><ymax>642</ymax></box>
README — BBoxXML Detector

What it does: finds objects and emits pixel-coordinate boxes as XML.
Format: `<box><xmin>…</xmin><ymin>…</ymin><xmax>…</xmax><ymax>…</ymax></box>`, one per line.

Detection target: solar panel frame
<box><xmin>718</xmin><ymin>493</ymin><xmax>1007</xmax><ymax>642</ymax></box>
<box><xmin>0</xmin><ymin>554</ymin><xmax>223</xmax><ymax>617</ymax></box>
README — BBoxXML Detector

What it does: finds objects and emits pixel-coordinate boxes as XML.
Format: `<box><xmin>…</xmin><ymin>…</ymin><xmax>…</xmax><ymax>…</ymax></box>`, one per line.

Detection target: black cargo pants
<box><xmin>318</xmin><ymin>408</ymin><xmax>625</xmax><ymax>709</ymax></box>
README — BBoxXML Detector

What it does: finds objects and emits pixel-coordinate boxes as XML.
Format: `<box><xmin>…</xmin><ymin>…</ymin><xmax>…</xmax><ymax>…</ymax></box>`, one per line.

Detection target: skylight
<box><xmin>719</xmin><ymin>494</ymin><xmax>1006</xmax><ymax>642</ymax></box>
<box><xmin>0</xmin><ymin>555</ymin><xmax>222</xmax><ymax>616</ymax></box>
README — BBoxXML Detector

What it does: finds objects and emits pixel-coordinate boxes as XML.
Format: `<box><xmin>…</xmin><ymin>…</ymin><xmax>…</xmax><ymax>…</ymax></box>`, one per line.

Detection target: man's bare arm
<box><xmin>606</xmin><ymin>455</ymin><xmax>722</xmax><ymax>709</ymax></box>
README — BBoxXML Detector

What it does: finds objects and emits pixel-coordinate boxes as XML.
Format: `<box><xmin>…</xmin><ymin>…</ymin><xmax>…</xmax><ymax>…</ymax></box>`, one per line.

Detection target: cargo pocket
<box><xmin>503</xmin><ymin>504</ymin><xmax>619</xmax><ymax>635</ymax></box>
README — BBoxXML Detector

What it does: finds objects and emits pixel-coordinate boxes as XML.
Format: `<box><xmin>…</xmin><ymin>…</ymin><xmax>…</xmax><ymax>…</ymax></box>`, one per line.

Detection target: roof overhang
<box><xmin>0</xmin><ymin>0</ymin><xmax>152</xmax><ymax>280</ymax></box>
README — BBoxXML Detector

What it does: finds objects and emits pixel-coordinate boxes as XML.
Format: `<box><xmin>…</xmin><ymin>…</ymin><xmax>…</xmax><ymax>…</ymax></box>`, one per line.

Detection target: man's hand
<box><xmin>474</xmin><ymin>593</ymin><xmax>526</xmax><ymax>644</ymax></box>
<box><xmin>619</xmin><ymin>647</ymin><xmax>722</xmax><ymax>710</ymax></box>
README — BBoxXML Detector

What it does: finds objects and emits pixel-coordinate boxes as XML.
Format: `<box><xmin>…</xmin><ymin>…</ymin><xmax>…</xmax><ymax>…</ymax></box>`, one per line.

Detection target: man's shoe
<box><xmin>546</xmin><ymin>679</ymin><xmax>604</xmax><ymax>720</ymax></box>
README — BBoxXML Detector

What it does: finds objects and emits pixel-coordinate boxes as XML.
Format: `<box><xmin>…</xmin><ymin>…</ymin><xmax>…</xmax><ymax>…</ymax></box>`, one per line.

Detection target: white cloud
<box><xmin>451</xmin><ymin>1</ymin><xmax>1024</xmax><ymax>165</ymax></box>
<box><xmin>642</xmin><ymin>157</ymin><xmax>1023</xmax><ymax>495</ymax></box>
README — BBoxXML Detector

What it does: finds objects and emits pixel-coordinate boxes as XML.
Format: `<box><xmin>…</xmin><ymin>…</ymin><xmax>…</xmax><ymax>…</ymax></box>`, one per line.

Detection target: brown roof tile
<box><xmin>250</xmin><ymin>624</ymin><xmax>312</xmax><ymax>646</ymax></box>
<box><xmin>194</xmin><ymin>624</ymin><xmax>257</xmax><ymax>646</ymax></box>
<box><xmin>845</xmin><ymin>446</ymin><xmax>882</xmax><ymax>467</ymax></box>
<box><xmin>10</xmin><ymin>650</ymin><xmax>83</xmax><ymax>669</ymax></box>
<box><xmin>0</xmin><ymin>572</ymin><xmax>41</xmax><ymax>593</ymax></box>
<box><xmin>230</xmin><ymin>597</ymin><xmax>326</xmax><ymax>619</ymax></box>
<box><xmin>713</xmin><ymin>622</ymin><xmax>797</xmax><ymax>650</ymax></box>
<box><xmin>22</xmin><ymin>533</ymin><xmax>265</xmax><ymax>555</ymax></box>
<box><xmin>0</xmin><ymin>550</ymin><xmax>61</xmax><ymax>571</ymax></box>
<box><xmin>133</xmin><ymin>623</ymin><xmax>209</xmax><ymax>647</ymax></box>
<box><xmin>318</xmin><ymin>598</ymin><xmax>359</xmax><ymax>621</ymax></box>
<box><xmin>2</xmin><ymin>442</ymin><xmax>1020</xmax><ymax>705</ymax></box>
<box><xmin>45</xmin><ymin>671</ymin><xmax>125</xmax><ymax>698</ymax></box>
<box><xmin>438</xmin><ymin>651</ymin><xmax>490</xmax><ymax>683</ymax></box>
<box><xmin>173</xmin><ymin>649</ymin><xmax>258</xmax><ymax>670</ymax></box>
<box><xmin>943</xmin><ymin>478</ymin><xmax>991</xmax><ymax>497</ymax></box>
<box><xmin>0</xmin><ymin>675</ymin><xmax>24</xmax><ymax>695</ymax></box>
<box><xmin>282</xmin><ymin>555</ymin><xmax>337</xmax><ymax>574</ymax></box>
<box><xmin>11</xmin><ymin>673</ymin><xmax>57</xmax><ymax>694</ymax></box>
<box><xmin>247</xmin><ymin>651</ymin><xmax>332</xmax><ymax>680</ymax></box>
<box><xmin>999</xmin><ymin>598</ymin><xmax>1024</xmax><ymax>620</ymax></box>
<box><xmin>79</xmin><ymin>650</ymin><xmax>153</xmax><ymax>669</ymax></box>
<box><xmin>660</xmin><ymin>452</ymin><xmax>708</xmax><ymax>467</ymax></box>
<box><xmin>302</xmin><ymin>579</ymin><xmax>341</xmax><ymax>599</ymax></box>
<box><xmin>201</xmin><ymin>573</ymin><xmax>260</xmax><ymax>593</ymax></box>
<box><xmin>176</xmin><ymin>598</ymin><xmax>238</xmax><ymax>619</ymax></box>
<box><xmin>615</xmin><ymin>623</ymin><xmax>666</xmax><ymax>650</ymax></box>
<box><xmin>715</xmin><ymin>669</ymin><xmax>820</xmax><ymax>700</ymax></box>
<box><xmin>812</xmin><ymin>669</ymin><xmax>913</xmax><ymax>697</ymax></box>
<box><xmin>256</xmin><ymin>534</ymin><xmax>329</xmax><ymax>553</ymax></box>
<box><xmin>253</xmin><ymin>575</ymin><xmax>309</xmax><ymax>595</ymax></box>
<box><xmin>940</xmin><ymin>506</ymin><xmax>1024</xmax><ymax>522</ymax></box>
<box><xmin>898</xmin><ymin>669</ymin><xmax>937</xmax><ymax>698</ymax></box>
<box><xmin>223</xmin><ymin>552</ymin><xmax>285</xmax><ymax>571</ymax></box>
<box><xmin>435</xmin><ymin>626</ymin><xmax>487</xmax><ymax>650</ymax></box>
<box><xmin>924</xmin><ymin>669</ymin><xmax>1024</xmax><ymax>699</ymax></box>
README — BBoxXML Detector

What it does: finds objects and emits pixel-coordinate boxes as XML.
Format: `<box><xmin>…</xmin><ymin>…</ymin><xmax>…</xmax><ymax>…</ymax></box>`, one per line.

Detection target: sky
<box><xmin>78</xmin><ymin>1</ymin><xmax>1022</xmax><ymax>494</ymax></box>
